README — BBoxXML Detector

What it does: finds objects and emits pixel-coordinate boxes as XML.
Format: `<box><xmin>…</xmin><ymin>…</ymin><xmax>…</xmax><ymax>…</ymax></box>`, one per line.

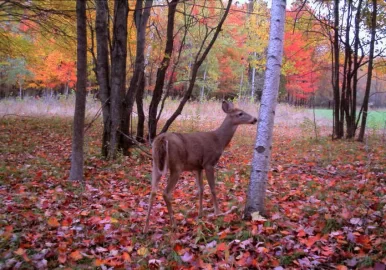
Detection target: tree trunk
<box><xmin>332</xmin><ymin>0</ymin><xmax>342</xmax><ymax>139</ymax></box>
<box><xmin>239</xmin><ymin>68</ymin><xmax>244</xmax><ymax>99</ymax></box>
<box><xmin>136</xmin><ymin>74</ymin><xmax>146</xmax><ymax>142</ymax></box>
<box><xmin>251</xmin><ymin>51</ymin><xmax>257</xmax><ymax>99</ymax></box>
<box><xmin>148</xmin><ymin>0</ymin><xmax>179</xmax><ymax>141</ymax></box>
<box><xmin>120</xmin><ymin>0</ymin><xmax>153</xmax><ymax>153</ymax></box>
<box><xmin>358</xmin><ymin>0</ymin><xmax>377</xmax><ymax>141</ymax></box>
<box><xmin>65</xmin><ymin>82</ymin><xmax>69</xmax><ymax>97</ymax></box>
<box><xmin>69</xmin><ymin>0</ymin><xmax>87</xmax><ymax>181</ymax></box>
<box><xmin>95</xmin><ymin>0</ymin><xmax>111</xmax><ymax>158</ymax></box>
<box><xmin>341</xmin><ymin>1</ymin><xmax>351</xmax><ymax>138</ymax></box>
<box><xmin>349</xmin><ymin>0</ymin><xmax>363</xmax><ymax>137</ymax></box>
<box><xmin>200</xmin><ymin>64</ymin><xmax>208</xmax><ymax>102</ymax></box>
<box><xmin>160</xmin><ymin>0</ymin><xmax>233</xmax><ymax>134</ymax></box>
<box><xmin>109</xmin><ymin>0</ymin><xmax>128</xmax><ymax>159</ymax></box>
<box><xmin>244</xmin><ymin>0</ymin><xmax>286</xmax><ymax>219</ymax></box>
<box><xmin>19</xmin><ymin>82</ymin><xmax>22</xmax><ymax>99</ymax></box>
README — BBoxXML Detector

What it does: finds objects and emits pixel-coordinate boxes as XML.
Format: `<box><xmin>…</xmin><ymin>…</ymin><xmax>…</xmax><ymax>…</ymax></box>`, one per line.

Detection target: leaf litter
<box><xmin>0</xmin><ymin>117</ymin><xmax>385</xmax><ymax>269</ymax></box>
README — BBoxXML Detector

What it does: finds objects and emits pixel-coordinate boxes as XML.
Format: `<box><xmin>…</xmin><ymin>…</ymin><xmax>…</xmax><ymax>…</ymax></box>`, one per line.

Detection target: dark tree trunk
<box><xmin>350</xmin><ymin>0</ymin><xmax>363</xmax><ymax>138</ymax></box>
<box><xmin>340</xmin><ymin>8</ymin><xmax>349</xmax><ymax>139</ymax></box>
<box><xmin>109</xmin><ymin>0</ymin><xmax>128</xmax><ymax>159</ymax></box>
<box><xmin>358</xmin><ymin>0</ymin><xmax>377</xmax><ymax>141</ymax></box>
<box><xmin>332</xmin><ymin>0</ymin><xmax>342</xmax><ymax>139</ymax></box>
<box><xmin>120</xmin><ymin>0</ymin><xmax>153</xmax><ymax>153</ymax></box>
<box><xmin>160</xmin><ymin>0</ymin><xmax>233</xmax><ymax>134</ymax></box>
<box><xmin>136</xmin><ymin>75</ymin><xmax>146</xmax><ymax>142</ymax></box>
<box><xmin>95</xmin><ymin>0</ymin><xmax>111</xmax><ymax>158</ymax></box>
<box><xmin>69</xmin><ymin>0</ymin><xmax>87</xmax><ymax>180</ymax></box>
<box><xmin>148</xmin><ymin>0</ymin><xmax>179</xmax><ymax>141</ymax></box>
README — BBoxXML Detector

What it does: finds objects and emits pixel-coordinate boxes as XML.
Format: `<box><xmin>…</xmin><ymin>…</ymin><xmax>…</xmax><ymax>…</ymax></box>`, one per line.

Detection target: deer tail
<box><xmin>153</xmin><ymin>136</ymin><xmax>168</xmax><ymax>176</ymax></box>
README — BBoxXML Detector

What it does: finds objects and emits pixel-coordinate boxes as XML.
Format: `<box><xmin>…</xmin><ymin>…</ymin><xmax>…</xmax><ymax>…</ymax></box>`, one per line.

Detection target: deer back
<box><xmin>154</xmin><ymin>131</ymin><xmax>223</xmax><ymax>172</ymax></box>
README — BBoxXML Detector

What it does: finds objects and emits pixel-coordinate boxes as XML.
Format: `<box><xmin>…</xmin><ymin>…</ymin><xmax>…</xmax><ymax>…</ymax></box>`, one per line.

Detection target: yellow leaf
<box><xmin>137</xmin><ymin>247</ymin><xmax>148</xmax><ymax>256</ymax></box>
<box><xmin>110</xmin><ymin>217</ymin><xmax>118</xmax><ymax>223</ymax></box>
<box><xmin>48</xmin><ymin>217</ymin><xmax>60</xmax><ymax>228</ymax></box>
<box><xmin>70</xmin><ymin>250</ymin><xmax>83</xmax><ymax>261</ymax></box>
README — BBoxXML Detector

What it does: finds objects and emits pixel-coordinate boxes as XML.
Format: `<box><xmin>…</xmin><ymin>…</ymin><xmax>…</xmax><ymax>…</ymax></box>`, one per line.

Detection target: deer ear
<box><xmin>222</xmin><ymin>100</ymin><xmax>234</xmax><ymax>113</ymax></box>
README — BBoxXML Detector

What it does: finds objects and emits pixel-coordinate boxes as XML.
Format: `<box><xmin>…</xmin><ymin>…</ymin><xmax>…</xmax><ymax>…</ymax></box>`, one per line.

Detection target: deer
<box><xmin>143</xmin><ymin>101</ymin><xmax>257</xmax><ymax>233</ymax></box>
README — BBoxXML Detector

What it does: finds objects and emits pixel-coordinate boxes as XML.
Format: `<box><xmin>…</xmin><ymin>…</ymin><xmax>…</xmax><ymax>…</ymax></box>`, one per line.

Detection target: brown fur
<box><xmin>153</xmin><ymin>136</ymin><xmax>168</xmax><ymax>175</ymax></box>
<box><xmin>144</xmin><ymin>101</ymin><xmax>257</xmax><ymax>232</ymax></box>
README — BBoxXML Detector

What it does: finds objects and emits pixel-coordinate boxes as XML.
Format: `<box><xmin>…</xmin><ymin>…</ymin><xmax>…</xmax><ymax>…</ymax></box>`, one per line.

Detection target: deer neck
<box><xmin>214</xmin><ymin>116</ymin><xmax>237</xmax><ymax>149</ymax></box>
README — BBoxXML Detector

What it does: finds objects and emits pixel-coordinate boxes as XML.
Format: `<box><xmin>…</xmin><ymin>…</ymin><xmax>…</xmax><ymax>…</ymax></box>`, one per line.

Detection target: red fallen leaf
<box><xmin>61</xmin><ymin>218</ymin><xmax>71</xmax><ymax>227</ymax></box>
<box><xmin>119</xmin><ymin>202</ymin><xmax>129</xmax><ymax>211</ymax></box>
<box><xmin>14</xmin><ymin>248</ymin><xmax>31</xmax><ymax>262</ymax></box>
<box><xmin>34</xmin><ymin>170</ymin><xmax>43</xmax><ymax>180</ymax></box>
<box><xmin>94</xmin><ymin>259</ymin><xmax>105</xmax><ymax>266</ymax></box>
<box><xmin>297</xmin><ymin>229</ymin><xmax>306</xmax><ymax>237</ymax></box>
<box><xmin>336</xmin><ymin>265</ymin><xmax>348</xmax><ymax>270</ymax></box>
<box><xmin>22</xmin><ymin>252</ymin><xmax>31</xmax><ymax>262</ymax></box>
<box><xmin>304</xmin><ymin>234</ymin><xmax>321</xmax><ymax>248</ymax></box>
<box><xmin>47</xmin><ymin>217</ymin><xmax>60</xmax><ymax>228</ymax></box>
<box><xmin>58</xmin><ymin>253</ymin><xmax>67</xmax><ymax>264</ymax></box>
<box><xmin>173</xmin><ymin>243</ymin><xmax>184</xmax><ymax>255</ymax></box>
<box><xmin>122</xmin><ymin>252</ymin><xmax>131</xmax><ymax>262</ymax></box>
<box><xmin>14</xmin><ymin>248</ymin><xmax>25</xmax><ymax>256</ymax></box>
<box><xmin>58</xmin><ymin>242</ymin><xmax>67</xmax><ymax>252</ymax></box>
<box><xmin>3</xmin><ymin>225</ymin><xmax>13</xmax><ymax>240</ymax></box>
<box><xmin>217</xmin><ymin>242</ymin><xmax>228</xmax><ymax>252</ymax></box>
<box><xmin>70</xmin><ymin>250</ymin><xmax>83</xmax><ymax>261</ymax></box>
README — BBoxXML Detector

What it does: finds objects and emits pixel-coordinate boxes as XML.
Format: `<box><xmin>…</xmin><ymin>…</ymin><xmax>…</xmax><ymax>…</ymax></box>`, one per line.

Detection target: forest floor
<box><xmin>0</xmin><ymin>99</ymin><xmax>386</xmax><ymax>269</ymax></box>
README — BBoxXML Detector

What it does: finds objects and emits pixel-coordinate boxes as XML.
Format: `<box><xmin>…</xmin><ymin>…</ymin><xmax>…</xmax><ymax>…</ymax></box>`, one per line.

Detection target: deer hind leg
<box><xmin>205</xmin><ymin>166</ymin><xmax>220</xmax><ymax>215</ymax></box>
<box><xmin>143</xmin><ymin>166</ymin><xmax>162</xmax><ymax>233</ymax></box>
<box><xmin>194</xmin><ymin>170</ymin><xmax>204</xmax><ymax>218</ymax></box>
<box><xmin>163</xmin><ymin>169</ymin><xmax>180</xmax><ymax>229</ymax></box>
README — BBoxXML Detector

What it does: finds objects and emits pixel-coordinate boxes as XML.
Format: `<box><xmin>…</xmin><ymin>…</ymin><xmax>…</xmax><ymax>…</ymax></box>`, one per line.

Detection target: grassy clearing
<box><xmin>314</xmin><ymin>108</ymin><xmax>386</xmax><ymax>128</ymax></box>
<box><xmin>0</xmin><ymin>98</ymin><xmax>385</xmax><ymax>269</ymax></box>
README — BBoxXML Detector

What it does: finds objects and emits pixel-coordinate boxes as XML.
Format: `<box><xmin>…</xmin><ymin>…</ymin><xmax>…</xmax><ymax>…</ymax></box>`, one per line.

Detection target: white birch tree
<box><xmin>244</xmin><ymin>0</ymin><xmax>286</xmax><ymax>219</ymax></box>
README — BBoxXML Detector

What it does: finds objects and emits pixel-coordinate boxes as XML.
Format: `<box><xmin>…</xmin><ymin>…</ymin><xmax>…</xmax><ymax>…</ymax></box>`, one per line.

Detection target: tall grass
<box><xmin>0</xmin><ymin>95</ymin><xmax>336</xmax><ymax>129</ymax></box>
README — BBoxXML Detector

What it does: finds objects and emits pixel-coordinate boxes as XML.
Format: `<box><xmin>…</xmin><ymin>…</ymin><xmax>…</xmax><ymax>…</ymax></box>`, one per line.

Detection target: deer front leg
<box><xmin>205</xmin><ymin>166</ymin><xmax>220</xmax><ymax>215</ymax></box>
<box><xmin>163</xmin><ymin>170</ymin><xmax>180</xmax><ymax>229</ymax></box>
<box><xmin>194</xmin><ymin>170</ymin><xmax>204</xmax><ymax>218</ymax></box>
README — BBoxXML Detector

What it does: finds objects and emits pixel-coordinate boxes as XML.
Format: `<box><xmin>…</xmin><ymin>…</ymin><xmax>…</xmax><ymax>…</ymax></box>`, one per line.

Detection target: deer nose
<box><xmin>251</xmin><ymin>118</ymin><xmax>257</xmax><ymax>124</ymax></box>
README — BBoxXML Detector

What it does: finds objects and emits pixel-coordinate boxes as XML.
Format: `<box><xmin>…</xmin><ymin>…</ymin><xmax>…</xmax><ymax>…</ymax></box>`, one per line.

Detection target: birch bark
<box><xmin>244</xmin><ymin>0</ymin><xmax>286</xmax><ymax>218</ymax></box>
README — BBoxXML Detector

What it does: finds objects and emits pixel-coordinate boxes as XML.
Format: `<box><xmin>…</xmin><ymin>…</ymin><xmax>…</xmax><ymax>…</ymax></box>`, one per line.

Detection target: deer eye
<box><xmin>238</xmin><ymin>112</ymin><xmax>243</xmax><ymax>117</ymax></box>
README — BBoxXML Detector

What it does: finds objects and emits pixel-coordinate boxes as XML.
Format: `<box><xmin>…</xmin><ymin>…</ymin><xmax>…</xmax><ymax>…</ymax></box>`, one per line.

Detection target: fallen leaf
<box><xmin>137</xmin><ymin>247</ymin><xmax>148</xmax><ymax>256</ymax></box>
<box><xmin>58</xmin><ymin>253</ymin><xmax>67</xmax><ymax>264</ymax></box>
<box><xmin>181</xmin><ymin>252</ymin><xmax>194</xmax><ymax>263</ymax></box>
<box><xmin>123</xmin><ymin>252</ymin><xmax>131</xmax><ymax>262</ymax></box>
<box><xmin>47</xmin><ymin>217</ymin><xmax>60</xmax><ymax>228</ymax></box>
<box><xmin>251</xmin><ymin>211</ymin><xmax>267</xmax><ymax>222</ymax></box>
<box><xmin>14</xmin><ymin>248</ymin><xmax>25</xmax><ymax>256</ymax></box>
<box><xmin>70</xmin><ymin>250</ymin><xmax>83</xmax><ymax>261</ymax></box>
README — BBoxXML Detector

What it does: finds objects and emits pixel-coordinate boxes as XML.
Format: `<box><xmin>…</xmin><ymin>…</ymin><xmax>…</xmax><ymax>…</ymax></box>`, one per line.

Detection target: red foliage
<box><xmin>284</xmin><ymin>30</ymin><xmax>320</xmax><ymax>102</ymax></box>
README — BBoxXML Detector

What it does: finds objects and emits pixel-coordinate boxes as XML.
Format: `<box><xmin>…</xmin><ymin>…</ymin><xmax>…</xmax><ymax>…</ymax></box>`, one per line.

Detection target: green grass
<box><xmin>312</xmin><ymin>109</ymin><xmax>386</xmax><ymax>128</ymax></box>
